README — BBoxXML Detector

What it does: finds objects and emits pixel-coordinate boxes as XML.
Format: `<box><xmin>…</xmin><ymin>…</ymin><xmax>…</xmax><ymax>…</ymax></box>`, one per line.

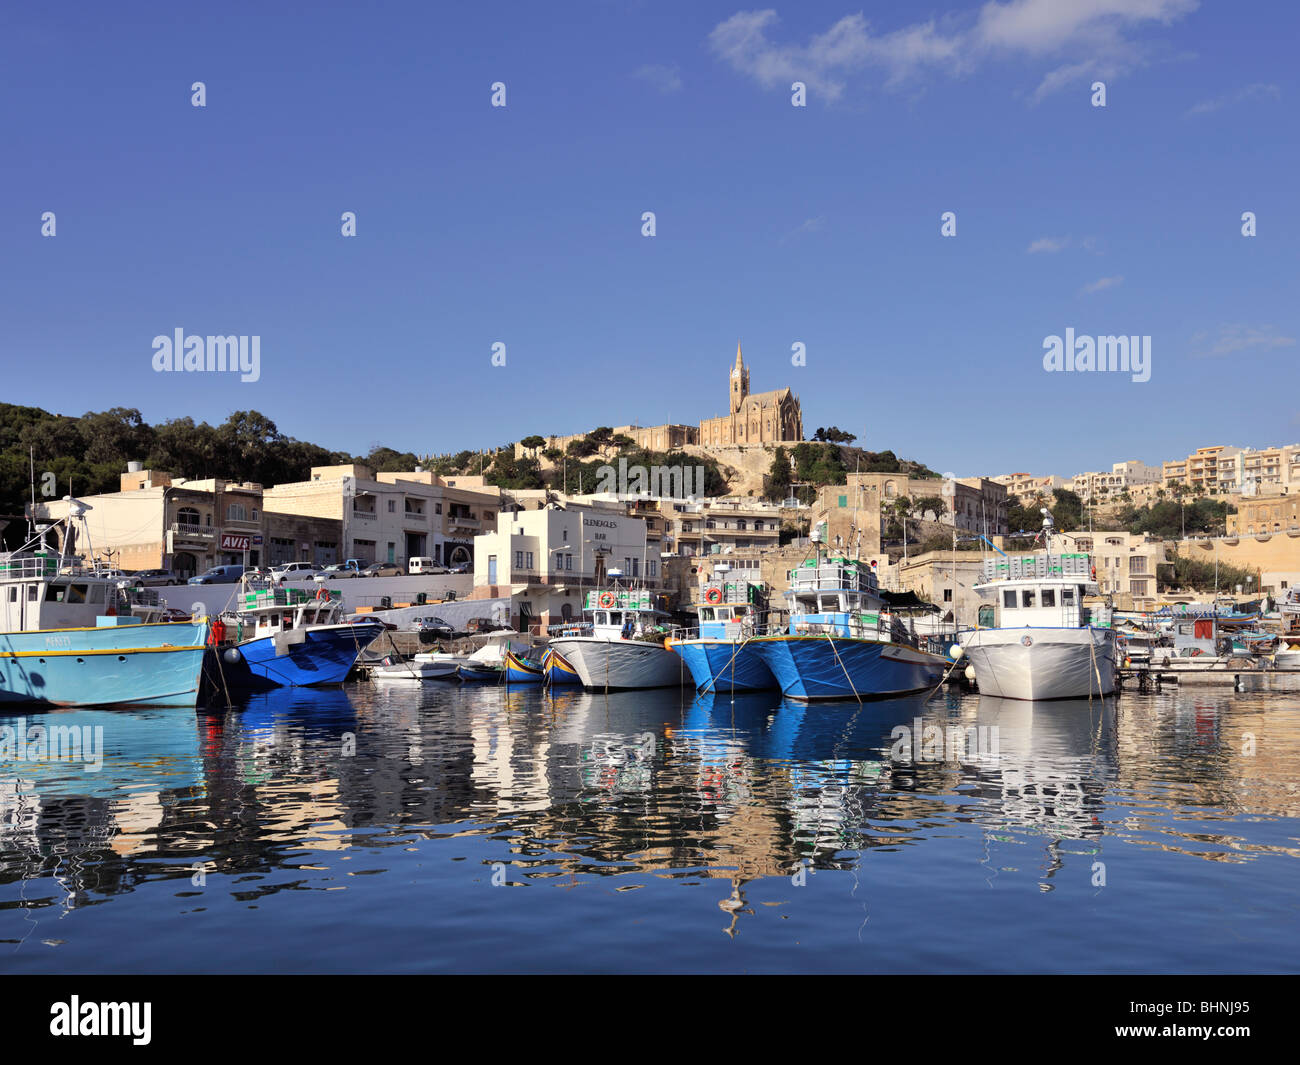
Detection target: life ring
<box><xmin>704</xmin><ymin>587</ymin><xmax>723</xmax><ymax>604</ymax></box>
<box><xmin>316</xmin><ymin>586</ymin><xmax>330</xmax><ymax>601</ymax></box>
<box><xmin>598</xmin><ymin>591</ymin><xmax>616</xmax><ymax>609</ymax></box>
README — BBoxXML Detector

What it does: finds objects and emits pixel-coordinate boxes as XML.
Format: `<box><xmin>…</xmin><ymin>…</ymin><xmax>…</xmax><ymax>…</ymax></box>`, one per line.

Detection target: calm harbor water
<box><xmin>2</xmin><ymin>682</ymin><xmax>1297</xmax><ymax>973</ymax></box>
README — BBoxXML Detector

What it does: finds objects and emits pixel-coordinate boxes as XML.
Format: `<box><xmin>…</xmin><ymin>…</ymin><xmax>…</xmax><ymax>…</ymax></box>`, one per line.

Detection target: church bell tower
<box><xmin>730</xmin><ymin>341</ymin><xmax>749</xmax><ymax>414</ymax></box>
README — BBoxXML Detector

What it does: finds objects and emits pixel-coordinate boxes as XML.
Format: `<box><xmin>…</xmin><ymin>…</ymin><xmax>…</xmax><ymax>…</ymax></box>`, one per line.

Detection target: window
<box><xmin>515</xmin><ymin>551</ymin><xmax>523</xmax><ymax>568</ymax></box>
<box><xmin>565</xmin><ymin>554</ymin><xmax>573</xmax><ymax>571</ymax></box>
<box><xmin>1129</xmin><ymin>580</ymin><xmax>1147</xmax><ymax>594</ymax></box>
<box><xmin>1062</xmin><ymin>587</ymin><xmax>1075</xmax><ymax>603</ymax></box>
<box><xmin>177</xmin><ymin>507</ymin><xmax>200</xmax><ymax>525</ymax></box>
<box><xmin>943</xmin><ymin>588</ymin><xmax>952</xmax><ymax>602</ymax></box>
<box><xmin>1041</xmin><ymin>588</ymin><xmax>1056</xmax><ymax>607</ymax></box>
<box><xmin>1022</xmin><ymin>589</ymin><xmax>1036</xmax><ymax>608</ymax></box>
<box><xmin>387</xmin><ymin>500</ymin><xmax>396</xmax><ymax>513</ymax></box>
<box><xmin>1129</xmin><ymin>556</ymin><xmax>1147</xmax><ymax>573</ymax></box>
<box><xmin>526</xmin><ymin>552</ymin><xmax>534</xmax><ymax>570</ymax></box>
<box><xmin>227</xmin><ymin>503</ymin><xmax>246</xmax><ymax>521</ymax></box>
<box><xmin>1003</xmin><ymin>589</ymin><xmax>1017</xmax><ymax>608</ymax></box>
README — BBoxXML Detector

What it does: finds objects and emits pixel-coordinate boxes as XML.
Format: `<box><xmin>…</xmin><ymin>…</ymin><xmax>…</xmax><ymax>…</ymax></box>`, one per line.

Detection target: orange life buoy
<box><xmin>598</xmin><ymin>591</ymin><xmax>616</xmax><ymax>609</ymax></box>
<box><xmin>317</xmin><ymin>586</ymin><xmax>330</xmax><ymax>601</ymax></box>
<box><xmin>704</xmin><ymin>586</ymin><xmax>723</xmax><ymax>604</ymax></box>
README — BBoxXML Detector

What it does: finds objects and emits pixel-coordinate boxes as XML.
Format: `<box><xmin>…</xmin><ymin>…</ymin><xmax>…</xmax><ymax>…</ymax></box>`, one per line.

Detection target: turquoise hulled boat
<box><xmin>1</xmin><ymin>504</ymin><xmax>209</xmax><ymax>708</ymax></box>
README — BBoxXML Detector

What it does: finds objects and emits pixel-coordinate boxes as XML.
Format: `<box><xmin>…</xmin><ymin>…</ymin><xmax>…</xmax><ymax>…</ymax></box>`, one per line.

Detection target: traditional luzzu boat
<box><xmin>666</xmin><ymin>568</ymin><xmax>776</xmax><ymax>692</ymax></box>
<box><xmin>504</xmin><ymin>647</ymin><xmax>545</xmax><ymax>684</ymax></box>
<box><xmin>956</xmin><ymin>512</ymin><xmax>1117</xmax><ymax>701</ymax></box>
<box><xmin>542</xmin><ymin>646</ymin><xmax>582</xmax><ymax>686</ymax></box>
<box><xmin>216</xmin><ymin>581</ymin><xmax>385</xmax><ymax>687</ymax></box>
<box><xmin>747</xmin><ymin>541</ymin><xmax>949</xmax><ymax>702</ymax></box>
<box><xmin>547</xmin><ymin>581</ymin><xmax>687</xmax><ymax>690</ymax></box>
<box><xmin>0</xmin><ymin>503</ymin><xmax>210</xmax><ymax>708</ymax></box>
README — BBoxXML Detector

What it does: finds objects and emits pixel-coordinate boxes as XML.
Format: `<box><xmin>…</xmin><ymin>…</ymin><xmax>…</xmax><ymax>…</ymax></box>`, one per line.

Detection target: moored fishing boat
<box><xmin>548</xmin><ymin>583</ymin><xmax>687</xmax><ymax>690</ymax></box>
<box><xmin>957</xmin><ymin>513</ymin><xmax>1116</xmax><ymax>700</ymax></box>
<box><xmin>0</xmin><ymin>505</ymin><xmax>209</xmax><ymax>708</ymax></box>
<box><xmin>504</xmin><ymin>648</ymin><xmax>545</xmax><ymax>684</ymax></box>
<box><xmin>542</xmin><ymin>646</ymin><xmax>582</xmax><ymax>686</ymax></box>
<box><xmin>747</xmin><ymin>547</ymin><xmax>947</xmax><ymax>702</ymax></box>
<box><xmin>667</xmin><ymin>568</ymin><xmax>776</xmax><ymax>692</ymax></box>
<box><xmin>217</xmin><ymin>582</ymin><xmax>384</xmax><ymax>687</ymax></box>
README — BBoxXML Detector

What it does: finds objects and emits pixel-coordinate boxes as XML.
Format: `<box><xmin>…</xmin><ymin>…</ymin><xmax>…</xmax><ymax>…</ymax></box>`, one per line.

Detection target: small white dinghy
<box><xmin>369</xmin><ymin>655</ymin><xmax>459</xmax><ymax>682</ymax></box>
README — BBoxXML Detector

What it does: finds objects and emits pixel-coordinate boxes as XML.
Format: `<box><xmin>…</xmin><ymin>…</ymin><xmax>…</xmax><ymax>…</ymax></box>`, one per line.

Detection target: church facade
<box><xmin>698</xmin><ymin>344</ymin><xmax>803</xmax><ymax>446</ymax></box>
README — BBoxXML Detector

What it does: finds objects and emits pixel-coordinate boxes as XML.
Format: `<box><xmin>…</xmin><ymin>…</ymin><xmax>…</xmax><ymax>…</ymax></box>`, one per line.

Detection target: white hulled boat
<box><xmin>548</xmin><ymin>578</ymin><xmax>687</xmax><ymax>690</ymax></box>
<box><xmin>958</xmin><ymin>512</ymin><xmax>1116</xmax><ymax>701</ymax></box>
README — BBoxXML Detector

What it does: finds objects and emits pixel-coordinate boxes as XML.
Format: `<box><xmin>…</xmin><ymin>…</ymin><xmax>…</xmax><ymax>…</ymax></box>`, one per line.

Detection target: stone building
<box><xmin>698</xmin><ymin>344</ymin><xmax>803</xmax><ymax>447</ymax></box>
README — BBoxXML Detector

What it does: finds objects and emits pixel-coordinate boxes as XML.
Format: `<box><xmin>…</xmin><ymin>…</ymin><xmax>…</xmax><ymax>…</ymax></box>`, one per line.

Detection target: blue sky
<box><xmin>2</xmin><ymin>1</ymin><xmax>1296</xmax><ymax>479</ymax></box>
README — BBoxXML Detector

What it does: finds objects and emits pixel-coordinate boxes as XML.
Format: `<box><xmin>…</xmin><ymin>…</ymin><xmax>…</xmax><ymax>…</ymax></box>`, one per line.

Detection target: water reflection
<box><xmin>2</xmin><ymin>683</ymin><xmax>1298</xmax><ymax>970</ymax></box>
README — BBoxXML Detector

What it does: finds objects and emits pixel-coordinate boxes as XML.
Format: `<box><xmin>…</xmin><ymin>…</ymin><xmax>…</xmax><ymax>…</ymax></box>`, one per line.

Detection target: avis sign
<box><xmin>219</xmin><ymin>533</ymin><xmax>251</xmax><ymax>551</ymax></box>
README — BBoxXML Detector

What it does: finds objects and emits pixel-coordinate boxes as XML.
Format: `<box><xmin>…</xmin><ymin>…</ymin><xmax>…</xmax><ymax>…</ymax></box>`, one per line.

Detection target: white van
<box><xmin>408</xmin><ymin>557</ymin><xmax>449</xmax><ymax>575</ymax></box>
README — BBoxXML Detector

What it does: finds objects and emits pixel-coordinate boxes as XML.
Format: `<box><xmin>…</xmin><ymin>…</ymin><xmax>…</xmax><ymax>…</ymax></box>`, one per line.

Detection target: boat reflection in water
<box><xmin>2</xmin><ymin>684</ymin><xmax>1298</xmax><ymax>972</ymax></box>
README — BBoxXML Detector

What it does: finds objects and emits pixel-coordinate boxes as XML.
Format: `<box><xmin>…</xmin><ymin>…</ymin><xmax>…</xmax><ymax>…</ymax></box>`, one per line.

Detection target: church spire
<box><xmin>735</xmin><ymin>341</ymin><xmax>743</xmax><ymax>370</ymax></box>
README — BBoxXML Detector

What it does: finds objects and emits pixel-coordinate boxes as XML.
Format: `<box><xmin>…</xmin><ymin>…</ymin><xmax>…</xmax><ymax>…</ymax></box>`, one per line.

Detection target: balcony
<box><xmin>448</xmin><ymin>516</ymin><xmax>481</xmax><ymax>531</ymax></box>
<box><xmin>170</xmin><ymin>521</ymin><xmax>214</xmax><ymax>540</ymax></box>
<box><xmin>351</xmin><ymin>509</ymin><xmax>377</xmax><ymax>521</ymax></box>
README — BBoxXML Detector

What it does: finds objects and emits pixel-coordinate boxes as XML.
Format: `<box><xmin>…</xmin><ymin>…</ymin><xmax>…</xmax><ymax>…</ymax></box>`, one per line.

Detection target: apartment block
<box><xmin>471</xmin><ymin>503</ymin><xmax>656</xmax><ymax>629</ymax></box>
<box><xmin>263</xmin><ymin>464</ymin><xmax>500</xmax><ymax>568</ymax></box>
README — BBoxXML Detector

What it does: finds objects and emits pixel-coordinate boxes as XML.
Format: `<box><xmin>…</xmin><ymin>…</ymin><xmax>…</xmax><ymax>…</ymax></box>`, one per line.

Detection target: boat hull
<box><xmin>0</xmin><ymin>620</ymin><xmax>210</xmax><ymax>708</ymax></box>
<box><xmin>504</xmin><ymin>650</ymin><xmax>545</xmax><ymax>684</ymax></box>
<box><xmin>749</xmin><ymin>635</ymin><xmax>945</xmax><ymax>702</ymax></box>
<box><xmin>543</xmin><ymin>648</ymin><xmax>582</xmax><ymax>686</ymax></box>
<box><xmin>234</xmin><ymin>621</ymin><xmax>385</xmax><ymax>687</ymax></box>
<box><xmin>960</xmin><ymin>627</ymin><xmax>1116</xmax><ymax>700</ymax></box>
<box><xmin>548</xmin><ymin>637</ymin><xmax>688</xmax><ymax>690</ymax></box>
<box><xmin>668</xmin><ymin>637</ymin><xmax>778</xmax><ymax>692</ymax></box>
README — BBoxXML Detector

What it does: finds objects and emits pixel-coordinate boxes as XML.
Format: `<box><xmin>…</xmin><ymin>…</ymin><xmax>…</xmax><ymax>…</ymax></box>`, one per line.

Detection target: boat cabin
<box><xmin>0</xmin><ymin>552</ymin><xmax>132</xmax><ymax>633</ymax></box>
<box><xmin>785</xmin><ymin>556</ymin><xmax>893</xmax><ymax>639</ymax></box>
<box><xmin>230</xmin><ymin>583</ymin><xmax>347</xmax><ymax>641</ymax></box>
<box><xmin>973</xmin><ymin>552</ymin><xmax>1107</xmax><ymax>630</ymax></box>
<box><xmin>696</xmin><ymin>577</ymin><xmax>766</xmax><ymax>638</ymax></box>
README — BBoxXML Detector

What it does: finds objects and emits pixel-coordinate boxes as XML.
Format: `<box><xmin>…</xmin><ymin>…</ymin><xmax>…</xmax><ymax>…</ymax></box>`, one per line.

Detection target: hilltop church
<box><xmin>516</xmin><ymin>342</ymin><xmax>803</xmax><ymax>459</ymax></box>
<box><xmin>698</xmin><ymin>343</ymin><xmax>803</xmax><ymax>446</ymax></box>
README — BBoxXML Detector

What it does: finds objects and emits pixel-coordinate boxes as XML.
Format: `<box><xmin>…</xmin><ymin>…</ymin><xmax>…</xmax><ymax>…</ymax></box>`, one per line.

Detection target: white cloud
<box><xmin>1081</xmin><ymin>275</ymin><xmax>1123</xmax><ymax>294</ymax></box>
<box><xmin>1186</xmin><ymin>82</ymin><xmax>1280</xmax><ymax>117</ymax></box>
<box><xmin>633</xmin><ymin>63</ymin><xmax>683</xmax><ymax>94</ymax></box>
<box><xmin>780</xmin><ymin>215</ymin><xmax>826</xmax><ymax>243</ymax></box>
<box><xmin>709</xmin><ymin>2</ymin><xmax>1199</xmax><ymax>102</ymax></box>
<box><xmin>1196</xmin><ymin>323</ymin><xmax>1296</xmax><ymax>357</ymax></box>
<box><xmin>1027</xmin><ymin>236</ymin><xmax>1068</xmax><ymax>253</ymax></box>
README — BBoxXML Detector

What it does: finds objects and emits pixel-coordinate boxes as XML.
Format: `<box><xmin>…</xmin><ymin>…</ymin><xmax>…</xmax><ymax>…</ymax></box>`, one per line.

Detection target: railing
<box><xmin>170</xmin><ymin>521</ymin><xmax>214</xmax><ymax>538</ymax></box>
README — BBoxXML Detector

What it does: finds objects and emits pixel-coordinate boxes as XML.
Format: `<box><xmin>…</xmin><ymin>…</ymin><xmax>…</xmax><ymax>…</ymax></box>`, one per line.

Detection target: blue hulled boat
<box><xmin>1</xmin><ymin>505</ymin><xmax>210</xmax><ymax>708</ymax></box>
<box><xmin>217</xmin><ymin>583</ymin><xmax>385</xmax><ymax>687</ymax></box>
<box><xmin>542</xmin><ymin>646</ymin><xmax>582</xmax><ymax>686</ymax></box>
<box><xmin>749</xmin><ymin>549</ymin><xmax>948</xmax><ymax>702</ymax></box>
<box><xmin>504</xmin><ymin>648</ymin><xmax>545</xmax><ymax>684</ymax></box>
<box><xmin>667</xmin><ymin>569</ymin><xmax>776</xmax><ymax>692</ymax></box>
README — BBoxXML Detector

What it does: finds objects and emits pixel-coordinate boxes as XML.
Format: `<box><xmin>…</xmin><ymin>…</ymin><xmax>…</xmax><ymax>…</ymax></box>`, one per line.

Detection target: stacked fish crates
<box><xmin>981</xmin><ymin>552</ymin><xmax>1091</xmax><ymax>582</ymax></box>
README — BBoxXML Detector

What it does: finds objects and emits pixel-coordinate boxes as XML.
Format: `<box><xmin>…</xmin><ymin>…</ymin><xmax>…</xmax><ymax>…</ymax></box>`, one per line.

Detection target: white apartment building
<box><xmin>1070</xmin><ymin>460</ymin><xmax>1161</xmax><ymax>503</ymax></box>
<box><xmin>262</xmin><ymin>465</ymin><xmax>500</xmax><ymax>568</ymax></box>
<box><xmin>471</xmin><ymin>503</ymin><xmax>655</xmax><ymax>629</ymax></box>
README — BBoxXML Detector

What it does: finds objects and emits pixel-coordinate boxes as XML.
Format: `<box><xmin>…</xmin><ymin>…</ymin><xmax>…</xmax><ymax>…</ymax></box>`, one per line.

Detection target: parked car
<box><xmin>347</xmin><ymin>613</ymin><xmax>397</xmax><ymax>631</ymax></box>
<box><xmin>132</xmin><ymin>568</ymin><xmax>181</xmax><ymax>586</ymax></box>
<box><xmin>408</xmin><ymin>557</ymin><xmax>450</xmax><ymax>575</ymax></box>
<box><xmin>360</xmin><ymin>562</ymin><xmax>405</xmax><ymax>577</ymax></box>
<box><xmin>449</xmin><ymin>562</ymin><xmax>472</xmax><ymax>574</ymax></box>
<box><xmin>188</xmin><ymin>565</ymin><xmax>245</xmax><ymax>585</ymax></box>
<box><xmin>412</xmin><ymin>615</ymin><xmax>456</xmax><ymax>639</ymax></box>
<box><xmin>465</xmin><ymin>617</ymin><xmax>509</xmax><ymax>634</ymax></box>
<box><xmin>315</xmin><ymin>560</ymin><xmax>366</xmax><ymax>581</ymax></box>
<box><xmin>244</xmin><ymin>566</ymin><xmax>272</xmax><ymax>581</ymax></box>
<box><xmin>270</xmin><ymin>561</ymin><xmax>324</xmax><ymax>583</ymax></box>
